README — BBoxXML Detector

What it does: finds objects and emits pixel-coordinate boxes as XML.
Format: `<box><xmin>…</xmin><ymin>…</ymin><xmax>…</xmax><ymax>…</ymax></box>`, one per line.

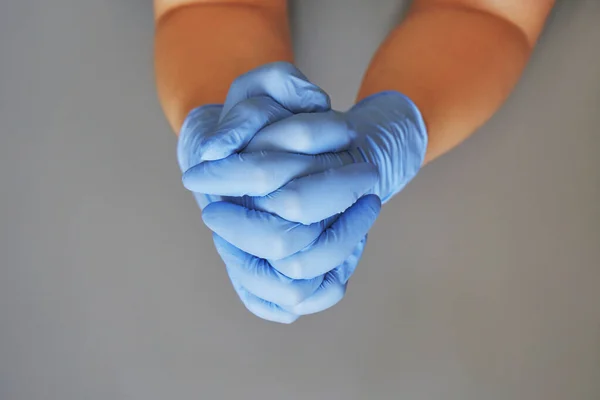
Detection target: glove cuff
<box><xmin>349</xmin><ymin>91</ymin><xmax>428</xmax><ymax>203</ymax></box>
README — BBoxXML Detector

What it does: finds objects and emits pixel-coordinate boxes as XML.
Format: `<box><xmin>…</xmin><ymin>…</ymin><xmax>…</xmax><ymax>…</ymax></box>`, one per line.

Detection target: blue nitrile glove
<box><xmin>177</xmin><ymin>61</ymin><xmax>333</xmax><ymax>209</ymax></box>
<box><xmin>188</xmin><ymin>90</ymin><xmax>428</xmax><ymax>204</ymax></box>
<box><xmin>211</xmin><ymin>201</ymin><xmax>378</xmax><ymax>324</ymax></box>
<box><xmin>184</xmin><ymin>90</ymin><xmax>429</xmax><ymax>279</ymax></box>
<box><xmin>178</xmin><ymin>62</ymin><xmax>382</xmax><ymax>323</ymax></box>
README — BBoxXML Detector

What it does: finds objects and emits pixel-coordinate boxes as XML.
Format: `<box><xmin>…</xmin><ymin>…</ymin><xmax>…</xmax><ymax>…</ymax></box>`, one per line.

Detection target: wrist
<box><xmin>155</xmin><ymin>2</ymin><xmax>293</xmax><ymax>132</ymax></box>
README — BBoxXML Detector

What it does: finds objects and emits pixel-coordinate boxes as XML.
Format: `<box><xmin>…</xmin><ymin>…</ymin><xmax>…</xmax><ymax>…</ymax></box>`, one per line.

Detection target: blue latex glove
<box><xmin>184</xmin><ymin>90</ymin><xmax>429</xmax><ymax>280</ymax></box>
<box><xmin>178</xmin><ymin>63</ymin><xmax>382</xmax><ymax>323</ymax></box>
<box><xmin>186</xmin><ymin>90</ymin><xmax>428</xmax><ymax>204</ymax></box>
<box><xmin>177</xmin><ymin>61</ymin><xmax>333</xmax><ymax>209</ymax></box>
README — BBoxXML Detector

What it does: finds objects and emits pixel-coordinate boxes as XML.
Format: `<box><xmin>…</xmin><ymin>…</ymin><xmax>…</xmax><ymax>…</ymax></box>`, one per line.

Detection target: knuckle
<box><xmin>281</xmin><ymin>259</ymin><xmax>307</xmax><ymax>281</ymax></box>
<box><xmin>282</xmin><ymin>283</ymin><xmax>308</xmax><ymax>307</ymax></box>
<box><xmin>269</xmin><ymin>61</ymin><xmax>294</xmax><ymax>71</ymax></box>
<box><xmin>279</xmin><ymin>188</ymin><xmax>305</xmax><ymax>223</ymax></box>
<box><xmin>265</xmin><ymin>64</ymin><xmax>290</xmax><ymax>83</ymax></box>
<box><xmin>268</xmin><ymin>235</ymin><xmax>292</xmax><ymax>260</ymax></box>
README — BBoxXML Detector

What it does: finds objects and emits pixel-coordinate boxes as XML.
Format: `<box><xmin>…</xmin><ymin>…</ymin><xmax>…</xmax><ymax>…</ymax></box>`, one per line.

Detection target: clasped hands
<box><xmin>177</xmin><ymin>62</ymin><xmax>427</xmax><ymax>323</ymax></box>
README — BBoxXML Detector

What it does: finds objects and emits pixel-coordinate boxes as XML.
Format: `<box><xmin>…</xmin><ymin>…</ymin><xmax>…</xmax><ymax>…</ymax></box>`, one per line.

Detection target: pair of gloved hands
<box><xmin>177</xmin><ymin>62</ymin><xmax>427</xmax><ymax>323</ymax></box>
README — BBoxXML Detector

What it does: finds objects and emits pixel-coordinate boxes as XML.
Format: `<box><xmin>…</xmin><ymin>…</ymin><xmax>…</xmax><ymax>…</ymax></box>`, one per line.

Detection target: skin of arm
<box><xmin>357</xmin><ymin>0</ymin><xmax>555</xmax><ymax>163</ymax></box>
<box><xmin>154</xmin><ymin>0</ymin><xmax>292</xmax><ymax>132</ymax></box>
<box><xmin>155</xmin><ymin>0</ymin><xmax>554</xmax><ymax>162</ymax></box>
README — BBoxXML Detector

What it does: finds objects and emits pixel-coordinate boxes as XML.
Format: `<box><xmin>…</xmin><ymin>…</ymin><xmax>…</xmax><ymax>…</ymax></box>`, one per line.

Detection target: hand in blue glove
<box><xmin>177</xmin><ymin>61</ymin><xmax>333</xmax><ymax>209</ymax></box>
<box><xmin>178</xmin><ymin>62</ymin><xmax>382</xmax><ymax>323</ymax></box>
<box><xmin>184</xmin><ymin>88</ymin><xmax>429</xmax><ymax>281</ymax></box>
<box><xmin>187</xmin><ymin>89</ymin><xmax>428</xmax><ymax>205</ymax></box>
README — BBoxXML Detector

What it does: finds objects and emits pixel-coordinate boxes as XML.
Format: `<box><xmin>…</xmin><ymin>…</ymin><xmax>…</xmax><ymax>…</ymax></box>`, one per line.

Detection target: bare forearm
<box><xmin>357</xmin><ymin>1</ymin><xmax>554</xmax><ymax>163</ymax></box>
<box><xmin>154</xmin><ymin>0</ymin><xmax>291</xmax><ymax>132</ymax></box>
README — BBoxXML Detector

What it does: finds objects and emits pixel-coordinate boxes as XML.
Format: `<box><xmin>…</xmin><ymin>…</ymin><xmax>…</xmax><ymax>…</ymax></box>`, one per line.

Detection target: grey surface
<box><xmin>1</xmin><ymin>0</ymin><xmax>599</xmax><ymax>399</ymax></box>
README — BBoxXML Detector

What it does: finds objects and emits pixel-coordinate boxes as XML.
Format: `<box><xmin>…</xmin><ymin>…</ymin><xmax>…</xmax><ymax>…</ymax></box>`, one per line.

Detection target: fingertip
<box><xmin>197</xmin><ymin>135</ymin><xmax>233</xmax><ymax>162</ymax></box>
<box><xmin>181</xmin><ymin>168</ymin><xmax>194</xmax><ymax>191</ymax></box>
<box><xmin>181</xmin><ymin>165</ymin><xmax>201</xmax><ymax>192</ymax></box>
<box><xmin>288</xmin><ymin>74</ymin><xmax>331</xmax><ymax>112</ymax></box>
<box><xmin>268</xmin><ymin>61</ymin><xmax>306</xmax><ymax>79</ymax></box>
<box><xmin>287</xmin><ymin>281</ymin><xmax>346</xmax><ymax>316</ymax></box>
<box><xmin>211</xmin><ymin>232</ymin><xmax>231</xmax><ymax>252</ymax></box>
<box><xmin>182</xmin><ymin>159</ymin><xmax>240</xmax><ymax>195</ymax></box>
<box><xmin>237</xmin><ymin>287</ymin><xmax>300</xmax><ymax>324</ymax></box>
<box><xmin>360</xmin><ymin>194</ymin><xmax>382</xmax><ymax>214</ymax></box>
<box><xmin>301</xmin><ymin>87</ymin><xmax>331</xmax><ymax>112</ymax></box>
<box><xmin>200</xmin><ymin>201</ymin><xmax>223</xmax><ymax>229</ymax></box>
<box><xmin>212</xmin><ymin>232</ymin><xmax>246</xmax><ymax>261</ymax></box>
<box><xmin>310</xmin><ymin>89</ymin><xmax>332</xmax><ymax>111</ymax></box>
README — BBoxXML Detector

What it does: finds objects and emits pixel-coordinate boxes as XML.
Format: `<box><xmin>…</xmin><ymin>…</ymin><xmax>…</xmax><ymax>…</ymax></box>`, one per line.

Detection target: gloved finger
<box><xmin>177</xmin><ymin>104</ymin><xmax>223</xmax><ymax>173</ymax></box>
<box><xmin>252</xmin><ymin>162</ymin><xmax>379</xmax><ymax>225</ymax></box>
<box><xmin>220</xmin><ymin>61</ymin><xmax>330</xmax><ymax>121</ymax></box>
<box><xmin>177</xmin><ymin>105</ymin><xmax>226</xmax><ymax>208</ymax></box>
<box><xmin>196</xmin><ymin>96</ymin><xmax>293</xmax><ymax>162</ymax></box>
<box><xmin>202</xmin><ymin>201</ymin><xmax>336</xmax><ymax>260</ymax></box>
<box><xmin>282</xmin><ymin>272</ymin><xmax>346</xmax><ymax>316</ymax></box>
<box><xmin>202</xmin><ymin>109</ymin><xmax>353</xmax><ymax>162</ymax></box>
<box><xmin>233</xmin><ymin>283</ymin><xmax>299</xmax><ymax>324</ymax></box>
<box><xmin>182</xmin><ymin>151</ymin><xmax>354</xmax><ymax>197</ymax></box>
<box><xmin>227</xmin><ymin>270</ymin><xmax>299</xmax><ymax>324</ymax></box>
<box><xmin>283</xmin><ymin>236</ymin><xmax>367</xmax><ymax>316</ymax></box>
<box><xmin>199</xmin><ymin>62</ymin><xmax>330</xmax><ymax>162</ymax></box>
<box><xmin>270</xmin><ymin>195</ymin><xmax>381</xmax><ymax>280</ymax></box>
<box><xmin>213</xmin><ymin>234</ymin><xmax>324</xmax><ymax>308</ymax></box>
<box><xmin>241</xmin><ymin>110</ymin><xmax>354</xmax><ymax>155</ymax></box>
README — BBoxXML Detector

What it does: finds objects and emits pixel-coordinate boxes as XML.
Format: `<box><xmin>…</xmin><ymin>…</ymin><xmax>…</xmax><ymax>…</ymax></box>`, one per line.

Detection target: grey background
<box><xmin>1</xmin><ymin>0</ymin><xmax>599</xmax><ymax>399</ymax></box>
